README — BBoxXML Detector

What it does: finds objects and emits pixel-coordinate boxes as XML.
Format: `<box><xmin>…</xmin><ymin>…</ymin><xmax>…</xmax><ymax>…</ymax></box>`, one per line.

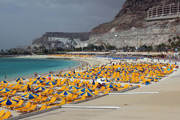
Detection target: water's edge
<box><xmin>0</xmin><ymin>57</ymin><xmax>84</xmax><ymax>81</ymax></box>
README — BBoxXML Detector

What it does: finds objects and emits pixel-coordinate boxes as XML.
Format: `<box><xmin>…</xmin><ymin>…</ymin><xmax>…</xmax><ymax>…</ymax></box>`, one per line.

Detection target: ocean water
<box><xmin>0</xmin><ymin>58</ymin><xmax>80</xmax><ymax>80</ymax></box>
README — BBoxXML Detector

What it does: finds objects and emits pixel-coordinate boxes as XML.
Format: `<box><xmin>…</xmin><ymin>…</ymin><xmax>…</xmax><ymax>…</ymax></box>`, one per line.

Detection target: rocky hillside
<box><xmin>89</xmin><ymin>0</ymin><xmax>180</xmax><ymax>48</ymax></box>
<box><xmin>91</xmin><ymin>0</ymin><xmax>180</xmax><ymax>34</ymax></box>
<box><xmin>32</xmin><ymin>32</ymin><xmax>90</xmax><ymax>49</ymax></box>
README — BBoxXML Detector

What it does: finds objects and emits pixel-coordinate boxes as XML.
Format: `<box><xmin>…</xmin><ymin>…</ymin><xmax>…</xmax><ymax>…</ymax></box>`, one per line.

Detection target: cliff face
<box><xmin>91</xmin><ymin>0</ymin><xmax>180</xmax><ymax>34</ymax></box>
<box><xmin>32</xmin><ymin>32</ymin><xmax>90</xmax><ymax>49</ymax></box>
<box><xmin>89</xmin><ymin>0</ymin><xmax>180</xmax><ymax>48</ymax></box>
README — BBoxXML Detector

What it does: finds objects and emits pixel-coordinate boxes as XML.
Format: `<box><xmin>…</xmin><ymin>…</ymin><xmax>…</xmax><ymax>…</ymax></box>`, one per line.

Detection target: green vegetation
<box><xmin>106</xmin><ymin>44</ymin><xmax>116</xmax><ymax>50</ymax></box>
<box><xmin>139</xmin><ymin>45</ymin><xmax>153</xmax><ymax>52</ymax></box>
<box><xmin>156</xmin><ymin>43</ymin><xmax>169</xmax><ymax>52</ymax></box>
<box><xmin>122</xmin><ymin>46</ymin><xmax>136</xmax><ymax>52</ymax></box>
<box><xmin>0</xmin><ymin>49</ymin><xmax>31</xmax><ymax>55</ymax></box>
<box><xmin>74</xmin><ymin>44</ymin><xmax>116</xmax><ymax>51</ymax></box>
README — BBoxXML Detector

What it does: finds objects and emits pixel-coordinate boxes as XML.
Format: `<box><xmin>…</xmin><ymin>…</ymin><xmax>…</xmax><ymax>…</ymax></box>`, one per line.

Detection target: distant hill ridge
<box><xmin>42</xmin><ymin>32</ymin><xmax>90</xmax><ymax>41</ymax></box>
<box><xmin>32</xmin><ymin>32</ymin><xmax>90</xmax><ymax>49</ymax></box>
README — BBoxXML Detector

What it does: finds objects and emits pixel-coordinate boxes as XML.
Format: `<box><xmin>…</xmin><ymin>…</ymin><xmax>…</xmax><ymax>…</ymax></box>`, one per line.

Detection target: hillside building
<box><xmin>147</xmin><ymin>3</ymin><xmax>180</xmax><ymax>20</ymax></box>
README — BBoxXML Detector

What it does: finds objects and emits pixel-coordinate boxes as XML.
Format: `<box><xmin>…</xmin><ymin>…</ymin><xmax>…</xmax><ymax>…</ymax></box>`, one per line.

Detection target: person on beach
<box><xmin>58</xmin><ymin>70</ymin><xmax>62</xmax><ymax>76</ymax></box>
<box><xmin>34</xmin><ymin>73</ymin><xmax>37</xmax><ymax>78</ymax></box>
<box><xmin>38</xmin><ymin>74</ymin><xmax>41</xmax><ymax>77</ymax></box>
<box><xmin>27</xmin><ymin>84</ymin><xmax>31</xmax><ymax>92</ymax></box>
<box><xmin>31</xmin><ymin>88</ymin><xmax>36</xmax><ymax>93</ymax></box>
<box><xmin>5</xmin><ymin>74</ymin><xmax>7</xmax><ymax>79</ymax></box>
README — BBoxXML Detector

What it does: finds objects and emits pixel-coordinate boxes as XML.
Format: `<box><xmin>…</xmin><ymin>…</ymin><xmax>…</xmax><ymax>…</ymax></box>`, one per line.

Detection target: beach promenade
<box><xmin>21</xmin><ymin>61</ymin><xmax>180</xmax><ymax>120</ymax></box>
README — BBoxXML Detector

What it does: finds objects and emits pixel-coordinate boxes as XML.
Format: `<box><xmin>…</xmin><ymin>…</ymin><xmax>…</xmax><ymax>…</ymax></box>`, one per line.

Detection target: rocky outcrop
<box><xmin>90</xmin><ymin>23</ymin><xmax>180</xmax><ymax>48</ymax></box>
<box><xmin>89</xmin><ymin>0</ymin><xmax>180</xmax><ymax>48</ymax></box>
<box><xmin>32</xmin><ymin>32</ymin><xmax>90</xmax><ymax>49</ymax></box>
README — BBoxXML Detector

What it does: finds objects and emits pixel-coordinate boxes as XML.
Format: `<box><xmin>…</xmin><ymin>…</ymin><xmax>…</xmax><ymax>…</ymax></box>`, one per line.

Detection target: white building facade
<box><xmin>147</xmin><ymin>3</ymin><xmax>180</xmax><ymax>20</ymax></box>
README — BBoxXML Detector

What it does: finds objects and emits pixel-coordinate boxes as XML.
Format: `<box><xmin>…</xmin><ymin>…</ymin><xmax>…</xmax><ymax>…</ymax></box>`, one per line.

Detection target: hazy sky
<box><xmin>0</xmin><ymin>0</ymin><xmax>125</xmax><ymax>49</ymax></box>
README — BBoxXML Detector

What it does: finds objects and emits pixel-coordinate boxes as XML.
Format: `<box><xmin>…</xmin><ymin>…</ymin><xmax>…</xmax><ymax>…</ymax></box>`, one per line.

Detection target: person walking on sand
<box><xmin>34</xmin><ymin>73</ymin><xmax>37</xmax><ymax>78</ymax></box>
<box><xmin>27</xmin><ymin>84</ymin><xmax>31</xmax><ymax>92</ymax></box>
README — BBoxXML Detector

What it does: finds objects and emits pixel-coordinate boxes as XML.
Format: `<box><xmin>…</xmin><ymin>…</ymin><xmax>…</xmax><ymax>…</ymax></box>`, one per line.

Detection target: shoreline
<box><xmin>1</xmin><ymin>57</ymin><xmax>81</xmax><ymax>81</ymax></box>
<box><xmin>3</xmin><ymin>55</ymin><xmax>103</xmax><ymax>82</ymax></box>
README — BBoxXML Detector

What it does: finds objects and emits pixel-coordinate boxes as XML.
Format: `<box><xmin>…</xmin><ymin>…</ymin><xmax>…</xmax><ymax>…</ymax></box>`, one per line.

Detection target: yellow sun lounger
<box><xmin>47</xmin><ymin>89</ymin><xmax>53</xmax><ymax>95</ymax></box>
<box><xmin>0</xmin><ymin>111</ymin><xmax>11</xmax><ymax>120</ymax></box>
<box><xmin>35</xmin><ymin>97</ymin><xmax>48</xmax><ymax>103</ymax></box>
<box><xmin>2</xmin><ymin>90</ymin><xmax>17</xmax><ymax>97</ymax></box>
<box><xmin>53</xmin><ymin>98</ymin><xmax>66</xmax><ymax>107</ymax></box>
<box><xmin>39</xmin><ymin>105</ymin><xmax>47</xmax><ymax>111</ymax></box>
<box><xmin>46</xmin><ymin>106</ymin><xmax>52</xmax><ymax>109</ymax></box>
<box><xmin>94</xmin><ymin>90</ymin><xmax>99</xmax><ymax>95</ymax></box>
<box><xmin>14</xmin><ymin>84</ymin><xmax>22</xmax><ymax>90</ymax></box>
<box><xmin>42</xmin><ymin>89</ymin><xmax>53</xmax><ymax>96</ymax></box>
<box><xmin>18</xmin><ymin>85</ymin><xmax>28</xmax><ymax>92</ymax></box>
<box><xmin>74</xmin><ymin>96</ymin><xmax>86</xmax><ymax>102</ymax></box>
<box><xmin>0</xmin><ymin>83</ymin><xmax>8</xmax><ymax>88</ymax></box>
<box><xmin>42</xmin><ymin>97</ymin><xmax>56</xmax><ymax>105</ymax></box>
<box><xmin>104</xmin><ymin>90</ymin><xmax>109</xmax><ymax>95</ymax></box>
<box><xmin>58</xmin><ymin>86</ymin><xmax>66</xmax><ymax>92</ymax></box>
<box><xmin>0</xmin><ymin>110</ymin><xmax>5</xmax><ymax>118</ymax></box>
<box><xmin>14</xmin><ymin>102</ymin><xmax>31</xmax><ymax>111</ymax></box>
<box><xmin>7</xmin><ymin>84</ymin><xmax>14</xmax><ymax>89</ymax></box>
<box><xmin>18</xmin><ymin>104</ymin><xmax>37</xmax><ymax>113</ymax></box>
<box><xmin>48</xmin><ymin>85</ymin><xmax>55</xmax><ymax>89</ymax></box>
<box><xmin>41</xmin><ymin>89</ymin><xmax>49</xmax><ymax>96</ymax></box>
<box><xmin>55</xmin><ymin>80</ymin><xmax>61</xmax><ymax>87</ymax></box>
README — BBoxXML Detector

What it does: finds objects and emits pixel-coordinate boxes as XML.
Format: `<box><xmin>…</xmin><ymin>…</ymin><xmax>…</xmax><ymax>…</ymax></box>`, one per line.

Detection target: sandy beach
<box><xmin>0</xmin><ymin>55</ymin><xmax>177</xmax><ymax>120</ymax></box>
<box><xmin>4</xmin><ymin>56</ymin><xmax>176</xmax><ymax>120</ymax></box>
